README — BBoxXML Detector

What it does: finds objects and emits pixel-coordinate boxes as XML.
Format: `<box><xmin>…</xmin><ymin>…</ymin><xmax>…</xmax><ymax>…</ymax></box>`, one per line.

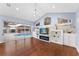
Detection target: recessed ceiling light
<box><xmin>16</xmin><ymin>8</ymin><xmax>19</xmax><ymax>11</ymax></box>
<box><xmin>33</xmin><ymin>14</ymin><xmax>36</xmax><ymax>16</ymax></box>
<box><xmin>52</xmin><ymin>5</ymin><xmax>55</xmax><ymax>8</ymax></box>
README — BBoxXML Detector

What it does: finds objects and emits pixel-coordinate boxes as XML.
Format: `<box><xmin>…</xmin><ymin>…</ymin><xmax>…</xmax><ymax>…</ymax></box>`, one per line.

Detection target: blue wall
<box><xmin>34</xmin><ymin>13</ymin><xmax>76</xmax><ymax>27</ymax></box>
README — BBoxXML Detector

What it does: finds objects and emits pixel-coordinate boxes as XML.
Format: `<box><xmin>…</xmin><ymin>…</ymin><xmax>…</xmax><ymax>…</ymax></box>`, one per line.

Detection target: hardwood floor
<box><xmin>0</xmin><ymin>37</ymin><xmax>79</xmax><ymax>56</ymax></box>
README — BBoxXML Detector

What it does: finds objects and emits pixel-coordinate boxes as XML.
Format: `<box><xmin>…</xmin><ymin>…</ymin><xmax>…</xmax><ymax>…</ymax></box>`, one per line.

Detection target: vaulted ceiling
<box><xmin>0</xmin><ymin>3</ymin><xmax>79</xmax><ymax>21</ymax></box>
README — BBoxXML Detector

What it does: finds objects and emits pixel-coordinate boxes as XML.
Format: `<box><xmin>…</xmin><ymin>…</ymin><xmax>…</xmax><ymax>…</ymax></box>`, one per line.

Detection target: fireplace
<box><xmin>39</xmin><ymin>35</ymin><xmax>49</xmax><ymax>41</ymax></box>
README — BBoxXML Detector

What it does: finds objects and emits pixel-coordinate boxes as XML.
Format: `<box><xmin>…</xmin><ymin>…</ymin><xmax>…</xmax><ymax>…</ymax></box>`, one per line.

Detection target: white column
<box><xmin>0</xmin><ymin>16</ymin><xmax>4</xmax><ymax>43</ymax></box>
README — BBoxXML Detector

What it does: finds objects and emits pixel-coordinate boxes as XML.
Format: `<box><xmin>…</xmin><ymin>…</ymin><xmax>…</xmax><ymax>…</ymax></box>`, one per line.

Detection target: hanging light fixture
<box><xmin>33</xmin><ymin>3</ymin><xmax>37</xmax><ymax>20</ymax></box>
<box><xmin>6</xmin><ymin>3</ymin><xmax>11</xmax><ymax>7</ymax></box>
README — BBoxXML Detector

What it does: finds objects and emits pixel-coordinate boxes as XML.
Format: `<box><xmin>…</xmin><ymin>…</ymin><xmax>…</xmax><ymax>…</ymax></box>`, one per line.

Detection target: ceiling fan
<box><xmin>6</xmin><ymin>3</ymin><xmax>11</xmax><ymax>7</ymax></box>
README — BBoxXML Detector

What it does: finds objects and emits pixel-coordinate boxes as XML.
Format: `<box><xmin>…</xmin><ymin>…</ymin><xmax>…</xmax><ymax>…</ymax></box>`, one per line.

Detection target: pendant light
<box><xmin>33</xmin><ymin>3</ymin><xmax>37</xmax><ymax>20</ymax></box>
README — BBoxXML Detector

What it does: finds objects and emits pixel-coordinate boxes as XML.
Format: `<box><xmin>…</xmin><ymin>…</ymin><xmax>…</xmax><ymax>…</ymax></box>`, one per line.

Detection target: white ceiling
<box><xmin>0</xmin><ymin>3</ymin><xmax>79</xmax><ymax>21</ymax></box>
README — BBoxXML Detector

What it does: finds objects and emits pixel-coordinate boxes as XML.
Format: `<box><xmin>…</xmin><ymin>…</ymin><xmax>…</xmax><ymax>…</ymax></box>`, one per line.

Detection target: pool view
<box><xmin>15</xmin><ymin>33</ymin><xmax>32</xmax><ymax>37</ymax></box>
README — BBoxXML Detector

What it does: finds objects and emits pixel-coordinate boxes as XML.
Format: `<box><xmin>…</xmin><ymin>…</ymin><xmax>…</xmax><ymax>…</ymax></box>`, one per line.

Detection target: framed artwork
<box><xmin>58</xmin><ymin>17</ymin><xmax>71</xmax><ymax>24</ymax></box>
<box><xmin>44</xmin><ymin>17</ymin><xmax>51</xmax><ymax>25</ymax></box>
